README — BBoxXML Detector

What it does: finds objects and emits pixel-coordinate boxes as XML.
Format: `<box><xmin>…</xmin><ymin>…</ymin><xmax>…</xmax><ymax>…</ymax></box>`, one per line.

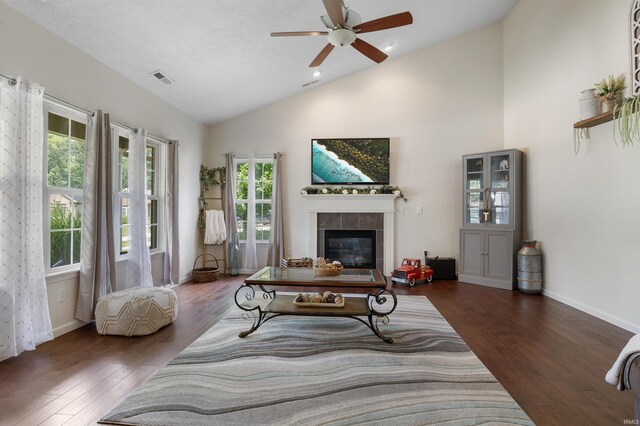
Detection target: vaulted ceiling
<box><xmin>4</xmin><ymin>0</ymin><xmax>517</xmax><ymax>124</ymax></box>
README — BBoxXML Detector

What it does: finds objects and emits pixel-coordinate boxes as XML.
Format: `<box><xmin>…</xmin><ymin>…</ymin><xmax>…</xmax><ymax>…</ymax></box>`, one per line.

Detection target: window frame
<box><xmin>43</xmin><ymin>101</ymin><xmax>89</xmax><ymax>275</ymax></box>
<box><xmin>145</xmin><ymin>138</ymin><xmax>164</xmax><ymax>255</ymax></box>
<box><xmin>234</xmin><ymin>155</ymin><xmax>273</xmax><ymax>244</ymax></box>
<box><xmin>112</xmin><ymin>125</ymin><xmax>132</xmax><ymax>257</ymax></box>
<box><xmin>113</xmin><ymin>127</ymin><xmax>165</xmax><ymax>260</ymax></box>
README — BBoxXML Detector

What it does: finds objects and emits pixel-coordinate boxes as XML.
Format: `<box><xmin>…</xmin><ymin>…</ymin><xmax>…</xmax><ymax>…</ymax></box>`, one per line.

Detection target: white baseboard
<box><xmin>180</xmin><ymin>273</ymin><xmax>192</xmax><ymax>284</ymax></box>
<box><xmin>543</xmin><ymin>289</ymin><xmax>640</xmax><ymax>334</ymax></box>
<box><xmin>53</xmin><ymin>319</ymin><xmax>86</xmax><ymax>337</ymax></box>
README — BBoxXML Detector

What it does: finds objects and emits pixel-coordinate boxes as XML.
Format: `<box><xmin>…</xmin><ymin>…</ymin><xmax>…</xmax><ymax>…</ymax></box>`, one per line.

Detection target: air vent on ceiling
<box><xmin>151</xmin><ymin>70</ymin><xmax>173</xmax><ymax>85</ymax></box>
<box><xmin>302</xmin><ymin>80</ymin><xmax>319</xmax><ymax>88</ymax></box>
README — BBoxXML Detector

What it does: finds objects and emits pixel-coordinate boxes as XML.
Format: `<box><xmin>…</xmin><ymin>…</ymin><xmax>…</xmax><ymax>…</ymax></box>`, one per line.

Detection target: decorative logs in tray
<box><xmin>312</xmin><ymin>257</ymin><xmax>343</xmax><ymax>277</ymax></box>
<box><xmin>281</xmin><ymin>257</ymin><xmax>314</xmax><ymax>268</ymax></box>
<box><xmin>293</xmin><ymin>291</ymin><xmax>345</xmax><ymax>308</ymax></box>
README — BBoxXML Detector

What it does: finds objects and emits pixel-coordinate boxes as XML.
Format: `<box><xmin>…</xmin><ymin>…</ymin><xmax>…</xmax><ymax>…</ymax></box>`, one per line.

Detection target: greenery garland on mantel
<box><xmin>300</xmin><ymin>185</ymin><xmax>407</xmax><ymax>201</ymax></box>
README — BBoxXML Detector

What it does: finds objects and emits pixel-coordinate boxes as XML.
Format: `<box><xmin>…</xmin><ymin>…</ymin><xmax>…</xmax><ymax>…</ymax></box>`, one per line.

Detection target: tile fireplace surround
<box><xmin>302</xmin><ymin>194</ymin><xmax>397</xmax><ymax>274</ymax></box>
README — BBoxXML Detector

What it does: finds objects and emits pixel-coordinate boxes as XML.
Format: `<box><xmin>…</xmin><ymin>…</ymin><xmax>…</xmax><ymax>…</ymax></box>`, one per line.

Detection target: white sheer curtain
<box><xmin>163</xmin><ymin>140</ymin><xmax>180</xmax><ymax>285</ymax></box>
<box><xmin>0</xmin><ymin>76</ymin><xmax>53</xmax><ymax>361</ymax></box>
<box><xmin>224</xmin><ymin>153</ymin><xmax>239</xmax><ymax>275</ymax></box>
<box><xmin>267</xmin><ymin>152</ymin><xmax>284</xmax><ymax>266</ymax></box>
<box><xmin>127</xmin><ymin>128</ymin><xmax>153</xmax><ymax>288</ymax></box>
<box><xmin>76</xmin><ymin>110</ymin><xmax>117</xmax><ymax>322</ymax></box>
<box><xmin>243</xmin><ymin>154</ymin><xmax>258</xmax><ymax>270</ymax></box>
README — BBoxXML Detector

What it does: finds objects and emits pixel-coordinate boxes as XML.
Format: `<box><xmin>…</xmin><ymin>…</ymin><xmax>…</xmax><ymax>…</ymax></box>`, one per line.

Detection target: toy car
<box><xmin>391</xmin><ymin>258</ymin><xmax>433</xmax><ymax>286</ymax></box>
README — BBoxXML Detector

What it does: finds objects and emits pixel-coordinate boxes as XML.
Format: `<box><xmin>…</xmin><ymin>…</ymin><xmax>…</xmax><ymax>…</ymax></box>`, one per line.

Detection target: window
<box><xmin>116</xmin><ymin>131</ymin><xmax>131</xmax><ymax>255</ymax></box>
<box><xmin>43</xmin><ymin>100</ymin><xmax>166</xmax><ymax>275</ymax></box>
<box><xmin>146</xmin><ymin>143</ymin><xmax>160</xmax><ymax>250</ymax></box>
<box><xmin>115</xmin><ymin>130</ymin><xmax>162</xmax><ymax>255</ymax></box>
<box><xmin>235</xmin><ymin>158</ymin><xmax>272</xmax><ymax>241</ymax></box>
<box><xmin>44</xmin><ymin>105</ymin><xmax>87</xmax><ymax>272</ymax></box>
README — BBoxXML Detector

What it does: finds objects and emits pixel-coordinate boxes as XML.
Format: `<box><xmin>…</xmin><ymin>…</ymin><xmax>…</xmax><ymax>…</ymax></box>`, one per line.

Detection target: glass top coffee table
<box><xmin>234</xmin><ymin>267</ymin><xmax>398</xmax><ymax>343</ymax></box>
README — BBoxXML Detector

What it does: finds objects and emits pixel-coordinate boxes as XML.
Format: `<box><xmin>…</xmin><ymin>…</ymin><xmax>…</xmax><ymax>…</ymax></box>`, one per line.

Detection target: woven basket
<box><xmin>192</xmin><ymin>253</ymin><xmax>219</xmax><ymax>283</ymax></box>
<box><xmin>313</xmin><ymin>266</ymin><xmax>343</xmax><ymax>277</ymax></box>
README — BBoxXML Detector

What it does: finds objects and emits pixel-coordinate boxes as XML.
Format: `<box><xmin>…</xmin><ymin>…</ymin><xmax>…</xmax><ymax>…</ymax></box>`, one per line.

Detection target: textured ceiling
<box><xmin>4</xmin><ymin>0</ymin><xmax>517</xmax><ymax>124</ymax></box>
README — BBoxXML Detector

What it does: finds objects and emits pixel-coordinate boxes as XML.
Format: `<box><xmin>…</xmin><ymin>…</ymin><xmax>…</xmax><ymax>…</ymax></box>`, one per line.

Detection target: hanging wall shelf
<box><xmin>573</xmin><ymin>110</ymin><xmax>618</xmax><ymax>129</ymax></box>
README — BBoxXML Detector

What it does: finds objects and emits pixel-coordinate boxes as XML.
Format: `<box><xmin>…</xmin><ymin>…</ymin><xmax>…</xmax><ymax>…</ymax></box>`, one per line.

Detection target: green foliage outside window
<box><xmin>50</xmin><ymin>200</ymin><xmax>82</xmax><ymax>268</ymax></box>
<box><xmin>47</xmin><ymin>112</ymin><xmax>85</xmax><ymax>189</ymax></box>
<box><xmin>235</xmin><ymin>161</ymin><xmax>272</xmax><ymax>241</ymax></box>
<box><xmin>48</xmin><ymin>112</ymin><xmax>85</xmax><ymax>269</ymax></box>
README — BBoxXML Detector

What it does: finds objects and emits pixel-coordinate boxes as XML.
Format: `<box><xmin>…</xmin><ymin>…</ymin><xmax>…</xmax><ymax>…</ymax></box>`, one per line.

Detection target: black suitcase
<box><xmin>425</xmin><ymin>256</ymin><xmax>456</xmax><ymax>280</ymax></box>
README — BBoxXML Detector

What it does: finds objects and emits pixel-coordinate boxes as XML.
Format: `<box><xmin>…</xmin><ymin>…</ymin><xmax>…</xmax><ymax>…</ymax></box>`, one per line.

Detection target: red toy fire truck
<box><xmin>391</xmin><ymin>258</ymin><xmax>433</xmax><ymax>286</ymax></box>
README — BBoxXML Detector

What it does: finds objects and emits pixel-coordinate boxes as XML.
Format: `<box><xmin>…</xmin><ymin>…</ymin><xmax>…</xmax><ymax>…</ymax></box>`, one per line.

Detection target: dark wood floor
<box><xmin>0</xmin><ymin>276</ymin><xmax>634</xmax><ymax>425</ymax></box>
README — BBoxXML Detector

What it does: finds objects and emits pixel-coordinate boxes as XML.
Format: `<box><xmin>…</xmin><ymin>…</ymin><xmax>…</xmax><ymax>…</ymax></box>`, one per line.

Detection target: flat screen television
<box><xmin>311</xmin><ymin>138</ymin><xmax>390</xmax><ymax>185</ymax></box>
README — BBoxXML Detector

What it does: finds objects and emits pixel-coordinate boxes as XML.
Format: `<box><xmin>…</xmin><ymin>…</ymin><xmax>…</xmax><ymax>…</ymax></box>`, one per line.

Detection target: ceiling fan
<box><xmin>270</xmin><ymin>0</ymin><xmax>413</xmax><ymax>67</ymax></box>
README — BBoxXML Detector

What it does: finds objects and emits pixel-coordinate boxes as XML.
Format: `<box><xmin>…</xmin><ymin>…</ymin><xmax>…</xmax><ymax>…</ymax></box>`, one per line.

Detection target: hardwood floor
<box><xmin>0</xmin><ymin>276</ymin><xmax>634</xmax><ymax>425</ymax></box>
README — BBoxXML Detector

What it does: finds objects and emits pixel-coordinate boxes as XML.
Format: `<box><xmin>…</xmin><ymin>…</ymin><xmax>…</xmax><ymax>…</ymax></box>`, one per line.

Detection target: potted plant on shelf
<box><xmin>594</xmin><ymin>74</ymin><xmax>626</xmax><ymax>113</ymax></box>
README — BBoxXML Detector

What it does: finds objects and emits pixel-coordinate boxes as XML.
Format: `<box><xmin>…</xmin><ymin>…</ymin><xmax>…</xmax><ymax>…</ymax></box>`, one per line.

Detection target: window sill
<box><xmin>46</xmin><ymin>268</ymin><xmax>80</xmax><ymax>284</ymax></box>
<box><xmin>117</xmin><ymin>250</ymin><xmax>165</xmax><ymax>263</ymax></box>
<box><xmin>46</xmin><ymin>252</ymin><xmax>165</xmax><ymax>283</ymax></box>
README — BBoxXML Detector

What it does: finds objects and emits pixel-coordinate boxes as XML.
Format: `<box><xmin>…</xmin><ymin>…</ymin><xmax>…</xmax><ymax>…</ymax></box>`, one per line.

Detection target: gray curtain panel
<box><xmin>76</xmin><ymin>110</ymin><xmax>117</xmax><ymax>322</ymax></box>
<box><xmin>163</xmin><ymin>140</ymin><xmax>180</xmax><ymax>285</ymax></box>
<box><xmin>267</xmin><ymin>152</ymin><xmax>284</xmax><ymax>266</ymax></box>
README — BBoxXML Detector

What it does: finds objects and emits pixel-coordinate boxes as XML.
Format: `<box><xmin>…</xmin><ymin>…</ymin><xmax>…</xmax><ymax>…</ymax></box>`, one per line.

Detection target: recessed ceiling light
<box><xmin>382</xmin><ymin>42</ymin><xmax>395</xmax><ymax>52</ymax></box>
<box><xmin>313</xmin><ymin>70</ymin><xmax>321</xmax><ymax>79</ymax></box>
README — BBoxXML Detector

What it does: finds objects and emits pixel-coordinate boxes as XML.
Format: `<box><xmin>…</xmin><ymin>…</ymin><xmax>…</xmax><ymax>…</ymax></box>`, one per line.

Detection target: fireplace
<box><xmin>324</xmin><ymin>230</ymin><xmax>377</xmax><ymax>269</ymax></box>
<box><xmin>302</xmin><ymin>194</ymin><xmax>396</xmax><ymax>274</ymax></box>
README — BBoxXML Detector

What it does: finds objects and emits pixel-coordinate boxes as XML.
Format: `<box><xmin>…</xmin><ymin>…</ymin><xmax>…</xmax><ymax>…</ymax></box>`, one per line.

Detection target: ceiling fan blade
<box><xmin>322</xmin><ymin>0</ymin><xmax>345</xmax><ymax>28</ymax></box>
<box><xmin>352</xmin><ymin>38</ymin><xmax>388</xmax><ymax>63</ymax></box>
<box><xmin>270</xmin><ymin>31</ymin><xmax>329</xmax><ymax>37</ymax></box>
<box><xmin>353</xmin><ymin>11</ymin><xmax>413</xmax><ymax>34</ymax></box>
<box><xmin>309</xmin><ymin>43</ymin><xmax>335</xmax><ymax>67</ymax></box>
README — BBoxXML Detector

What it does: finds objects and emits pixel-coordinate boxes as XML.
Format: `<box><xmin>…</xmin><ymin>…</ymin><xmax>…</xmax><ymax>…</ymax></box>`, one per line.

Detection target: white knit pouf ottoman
<box><xmin>95</xmin><ymin>287</ymin><xmax>178</xmax><ymax>336</ymax></box>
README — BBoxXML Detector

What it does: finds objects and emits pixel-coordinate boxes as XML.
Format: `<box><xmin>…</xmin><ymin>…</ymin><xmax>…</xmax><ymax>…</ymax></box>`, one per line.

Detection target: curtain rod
<box><xmin>0</xmin><ymin>72</ymin><xmax>17</xmax><ymax>86</ymax></box>
<box><xmin>1</xmin><ymin>72</ymin><xmax>174</xmax><ymax>145</ymax></box>
<box><xmin>44</xmin><ymin>93</ymin><xmax>174</xmax><ymax>145</ymax></box>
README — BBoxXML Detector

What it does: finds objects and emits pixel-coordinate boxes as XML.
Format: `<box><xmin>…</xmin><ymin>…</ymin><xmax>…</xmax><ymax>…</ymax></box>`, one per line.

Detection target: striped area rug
<box><xmin>100</xmin><ymin>295</ymin><xmax>533</xmax><ymax>425</ymax></box>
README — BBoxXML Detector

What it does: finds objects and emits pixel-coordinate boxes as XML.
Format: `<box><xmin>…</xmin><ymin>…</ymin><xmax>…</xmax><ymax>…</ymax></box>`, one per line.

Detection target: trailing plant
<box><xmin>573</xmin><ymin>128</ymin><xmax>590</xmax><ymax>155</ymax></box>
<box><xmin>595</xmin><ymin>74</ymin><xmax>626</xmax><ymax>100</ymax></box>
<box><xmin>613</xmin><ymin>96</ymin><xmax>640</xmax><ymax>147</ymax></box>
<box><xmin>198</xmin><ymin>165</ymin><xmax>226</xmax><ymax>230</ymax></box>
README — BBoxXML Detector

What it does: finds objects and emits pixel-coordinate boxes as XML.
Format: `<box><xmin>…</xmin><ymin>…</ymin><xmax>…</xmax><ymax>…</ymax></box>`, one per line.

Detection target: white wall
<box><xmin>504</xmin><ymin>0</ymin><xmax>640</xmax><ymax>332</ymax></box>
<box><xmin>0</xmin><ymin>3</ymin><xmax>206</xmax><ymax>336</ymax></box>
<box><xmin>207</xmin><ymin>23</ymin><xmax>505</xmax><ymax>273</ymax></box>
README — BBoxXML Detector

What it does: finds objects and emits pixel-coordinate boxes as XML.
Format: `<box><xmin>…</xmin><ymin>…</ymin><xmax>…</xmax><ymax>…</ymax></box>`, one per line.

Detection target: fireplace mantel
<box><xmin>302</xmin><ymin>194</ymin><xmax>397</xmax><ymax>274</ymax></box>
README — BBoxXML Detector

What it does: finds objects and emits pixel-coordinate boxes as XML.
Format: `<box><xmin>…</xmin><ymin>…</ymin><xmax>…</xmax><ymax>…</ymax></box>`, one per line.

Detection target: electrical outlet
<box><xmin>57</xmin><ymin>288</ymin><xmax>66</xmax><ymax>303</ymax></box>
<box><xmin>286</xmin><ymin>248</ymin><xmax>293</xmax><ymax>258</ymax></box>
<box><xmin>417</xmin><ymin>206</ymin><xmax>423</xmax><ymax>215</ymax></box>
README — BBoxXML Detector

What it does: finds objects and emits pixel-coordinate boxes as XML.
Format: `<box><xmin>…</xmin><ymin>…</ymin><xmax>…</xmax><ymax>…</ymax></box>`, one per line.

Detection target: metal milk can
<box><xmin>517</xmin><ymin>240</ymin><xmax>542</xmax><ymax>294</ymax></box>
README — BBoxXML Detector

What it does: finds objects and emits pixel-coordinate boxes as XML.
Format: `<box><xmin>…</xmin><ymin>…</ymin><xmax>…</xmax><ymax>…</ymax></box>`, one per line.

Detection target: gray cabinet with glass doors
<box><xmin>460</xmin><ymin>149</ymin><xmax>522</xmax><ymax>290</ymax></box>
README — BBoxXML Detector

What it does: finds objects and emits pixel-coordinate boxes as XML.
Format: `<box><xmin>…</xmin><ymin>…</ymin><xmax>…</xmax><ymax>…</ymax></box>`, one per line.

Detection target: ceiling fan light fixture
<box><xmin>313</xmin><ymin>70</ymin><xmax>322</xmax><ymax>78</ymax></box>
<box><xmin>320</xmin><ymin>14</ymin><xmax>334</xmax><ymax>29</ymax></box>
<box><xmin>328</xmin><ymin>28</ymin><xmax>356</xmax><ymax>47</ymax></box>
<box><xmin>344</xmin><ymin>9</ymin><xmax>361</xmax><ymax>27</ymax></box>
